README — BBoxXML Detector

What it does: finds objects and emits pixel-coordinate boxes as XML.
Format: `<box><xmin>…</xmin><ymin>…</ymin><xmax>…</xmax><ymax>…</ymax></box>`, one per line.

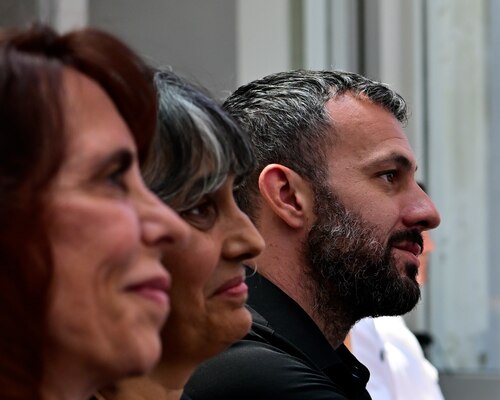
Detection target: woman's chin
<box><xmin>119</xmin><ymin>335</ymin><xmax>162</xmax><ymax>378</ymax></box>
<box><xmin>213</xmin><ymin>307</ymin><xmax>253</xmax><ymax>355</ymax></box>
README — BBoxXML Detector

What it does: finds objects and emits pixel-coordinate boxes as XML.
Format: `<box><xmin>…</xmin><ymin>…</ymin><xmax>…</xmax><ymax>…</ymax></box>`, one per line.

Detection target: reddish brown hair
<box><xmin>0</xmin><ymin>24</ymin><xmax>157</xmax><ymax>400</ymax></box>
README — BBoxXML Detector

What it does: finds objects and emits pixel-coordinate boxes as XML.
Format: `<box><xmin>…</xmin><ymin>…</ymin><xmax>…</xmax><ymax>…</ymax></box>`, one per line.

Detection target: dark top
<box><xmin>185</xmin><ymin>272</ymin><xmax>371</xmax><ymax>400</ymax></box>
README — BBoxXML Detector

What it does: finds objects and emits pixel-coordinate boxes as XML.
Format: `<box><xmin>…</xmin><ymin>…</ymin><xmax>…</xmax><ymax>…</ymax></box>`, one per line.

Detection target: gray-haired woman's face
<box><xmin>160</xmin><ymin>174</ymin><xmax>265</xmax><ymax>362</ymax></box>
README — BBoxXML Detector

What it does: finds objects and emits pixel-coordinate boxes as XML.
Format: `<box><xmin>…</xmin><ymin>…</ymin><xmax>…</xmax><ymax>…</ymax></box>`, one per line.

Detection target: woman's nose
<box><xmin>223</xmin><ymin>209</ymin><xmax>265</xmax><ymax>262</ymax></box>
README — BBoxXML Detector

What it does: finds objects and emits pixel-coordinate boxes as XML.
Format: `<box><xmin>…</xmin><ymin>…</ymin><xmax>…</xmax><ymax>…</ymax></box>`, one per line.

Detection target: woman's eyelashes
<box><xmin>180</xmin><ymin>196</ymin><xmax>218</xmax><ymax>231</ymax></box>
<box><xmin>103</xmin><ymin>150</ymin><xmax>133</xmax><ymax>193</ymax></box>
<box><xmin>106</xmin><ymin>167</ymin><xmax>128</xmax><ymax>192</ymax></box>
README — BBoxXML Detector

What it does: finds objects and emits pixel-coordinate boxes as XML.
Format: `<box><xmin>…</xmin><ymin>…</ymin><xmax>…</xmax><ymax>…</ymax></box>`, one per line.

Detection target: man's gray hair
<box><xmin>223</xmin><ymin>69</ymin><xmax>408</xmax><ymax>221</ymax></box>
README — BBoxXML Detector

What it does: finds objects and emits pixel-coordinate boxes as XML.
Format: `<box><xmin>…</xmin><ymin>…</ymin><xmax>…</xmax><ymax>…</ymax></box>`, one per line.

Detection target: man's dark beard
<box><xmin>305</xmin><ymin>184</ymin><xmax>423</xmax><ymax>331</ymax></box>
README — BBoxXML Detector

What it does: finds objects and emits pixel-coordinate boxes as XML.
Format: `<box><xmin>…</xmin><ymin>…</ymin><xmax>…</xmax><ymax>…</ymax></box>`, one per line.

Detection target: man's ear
<box><xmin>258</xmin><ymin>164</ymin><xmax>314</xmax><ymax>229</ymax></box>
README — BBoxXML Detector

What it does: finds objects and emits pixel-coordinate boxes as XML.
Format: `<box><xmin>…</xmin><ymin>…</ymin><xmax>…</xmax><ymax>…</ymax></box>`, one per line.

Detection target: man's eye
<box><xmin>380</xmin><ymin>171</ymin><xmax>397</xmax><ymax>183</ymax></box>
<box><xmin>180</xmin><ymin>198</ymin><xmax>217</xmax><ymax>231</ymax></box>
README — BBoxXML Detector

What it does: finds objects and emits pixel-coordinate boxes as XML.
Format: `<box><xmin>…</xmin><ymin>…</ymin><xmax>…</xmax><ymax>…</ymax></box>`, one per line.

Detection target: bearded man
<box><xmin>185</xmin><ymin>70</ymin><xmax>441</xmax><ymax>400</ymax></box>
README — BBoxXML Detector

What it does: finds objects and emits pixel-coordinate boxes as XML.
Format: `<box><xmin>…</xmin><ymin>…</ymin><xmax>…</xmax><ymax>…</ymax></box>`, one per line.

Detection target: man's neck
<box><xmin>310</xmin><ymin>301</ymin><xmax>355</xmax><ymax>349</ymax></box>
<box><xmin>258</xmin><ymin>258</ymin><xmax>354</xmax><ymax>349</ymax></box>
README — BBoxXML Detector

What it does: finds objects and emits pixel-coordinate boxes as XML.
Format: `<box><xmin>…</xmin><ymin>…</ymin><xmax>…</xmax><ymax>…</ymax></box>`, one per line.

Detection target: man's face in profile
<box><xmin>304</xmin><ymin>94</ymin><xmax>440</xmax><ymax>322</ymax></box>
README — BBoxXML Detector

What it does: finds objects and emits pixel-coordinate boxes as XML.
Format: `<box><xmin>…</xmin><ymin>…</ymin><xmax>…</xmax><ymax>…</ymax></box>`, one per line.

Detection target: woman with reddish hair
<box><xmin>0</xmin><ymin>24</ymin><xmax>190</xmax><ymax>400</ymax></box>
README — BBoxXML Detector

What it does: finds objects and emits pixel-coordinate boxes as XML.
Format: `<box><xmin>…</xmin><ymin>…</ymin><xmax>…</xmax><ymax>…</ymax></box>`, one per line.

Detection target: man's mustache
<box><xmin>388</xmin><ymin>229</ymin><xmax>424</xmax><ymax>254</ymax></box>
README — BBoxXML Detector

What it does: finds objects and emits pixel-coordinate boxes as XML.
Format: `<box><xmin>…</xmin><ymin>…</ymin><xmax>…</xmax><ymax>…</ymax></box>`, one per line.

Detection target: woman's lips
<box><xmin>126</xmin><ymin>275</ymin><xmax>171</xmax><ymax>308</ymax></box>
<box><xmin>213</xmin><ymin>276</ymin><xmax>248</xmax><ymax>297</ymax></box>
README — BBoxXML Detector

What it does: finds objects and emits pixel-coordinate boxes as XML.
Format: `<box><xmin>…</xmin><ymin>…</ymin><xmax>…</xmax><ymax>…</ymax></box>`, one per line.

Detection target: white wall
<box><xmin>426</xmin><ymin>0</ymin><xmax>489</xmax><ymax>370</ymax></box>
<box><xmin>236</xmin><ymin>0</ymin><xmax>292</xmax><ymax>86</ymax></box>
<box><xmin>90</xmin><ymin>0</ymin><xmax>238</xmax><ymax>98</ymax></box>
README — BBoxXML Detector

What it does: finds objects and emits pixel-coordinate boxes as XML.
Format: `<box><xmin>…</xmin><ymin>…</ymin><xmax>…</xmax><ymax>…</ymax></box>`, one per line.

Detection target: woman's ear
<box><xmin>258</xmin><ymin>164</ymin><xmax>314</xmax><ymax>229</ymax></box>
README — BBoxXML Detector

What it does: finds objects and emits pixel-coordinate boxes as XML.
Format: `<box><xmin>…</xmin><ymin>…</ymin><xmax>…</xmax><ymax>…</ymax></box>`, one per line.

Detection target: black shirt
<box><xmin>185</xmin><ymin>272</ymin><xmax>371</xmax><ymax>400</ymax></box>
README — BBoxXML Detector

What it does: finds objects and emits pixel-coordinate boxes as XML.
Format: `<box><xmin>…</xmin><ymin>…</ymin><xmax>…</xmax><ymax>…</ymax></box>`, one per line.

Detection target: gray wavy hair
<box><xmin>143</xmin><ymin>70</ymin><xmax>254</xmax><ymax>212</ymax></box>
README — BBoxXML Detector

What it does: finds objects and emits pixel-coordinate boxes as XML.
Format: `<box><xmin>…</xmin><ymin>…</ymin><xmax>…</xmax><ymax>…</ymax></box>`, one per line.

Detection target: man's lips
<box><xmin>125</xmin><ymin>275</ymin><xmax>171</xmax><ymax>307</ymax></box>
<box><xmin>393</xmin><ymin>242</ymin><xmax>422</xmax><ymax>257</ymax></box>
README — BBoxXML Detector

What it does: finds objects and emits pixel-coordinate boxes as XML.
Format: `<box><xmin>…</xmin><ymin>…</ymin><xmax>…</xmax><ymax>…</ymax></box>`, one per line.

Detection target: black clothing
<box><xmin>185</xmin><ymin>272</ymin><xmax>371</xmax><ymax>400</ymax></box>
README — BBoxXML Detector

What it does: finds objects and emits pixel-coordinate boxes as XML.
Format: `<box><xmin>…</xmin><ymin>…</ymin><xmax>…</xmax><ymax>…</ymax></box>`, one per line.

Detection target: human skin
<box><xmin>163</xmin><ymin>176</ymin><xmax>264</xmax><ymax>368</ymax></box>
<box><xmin>323</xmin><ymin>94</ymin><xmax>440</xmax><ymax>280</ymax></box>
<box><xmin>253</xmin><ymin>93</ymin><xmax>440</xmax><ymax>347</ymax></box>
<box><xmin>153</xmin><ymin>175</ymin><xmax>265</xmax><ymax>389</ymax></box>
<box><xmin>42</xmin><ymin>69</ymin><xmax>190</xmax><ymax>400</ymax></box>
<box><xmin>101</xmin><ymin>175</ymin><xmax>265</xmax><ymax>400</ymax></box>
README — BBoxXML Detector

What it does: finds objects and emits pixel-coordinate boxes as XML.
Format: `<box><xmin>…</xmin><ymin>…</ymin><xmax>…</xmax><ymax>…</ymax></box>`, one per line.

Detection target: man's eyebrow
<box><xmin>365</xmin><ymin>153</ymin><xmax>417</xmax><ymax>172</ymax></box>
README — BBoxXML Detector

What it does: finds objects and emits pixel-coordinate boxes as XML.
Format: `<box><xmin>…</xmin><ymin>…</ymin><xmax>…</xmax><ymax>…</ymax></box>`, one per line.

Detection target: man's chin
<box><xmin>363</xmin><ymin>274</ymin><xmax>421</xmax><ymax>318</ymax></box>
<box><xmin>402</xmin><ymin>261</ymin><xmax>419</xmax><ymax>282</ymax></box>
<box><xmin>382</xmin><ymin>286</ymin><xmax>420</xmax><ymax>316</ymax></box>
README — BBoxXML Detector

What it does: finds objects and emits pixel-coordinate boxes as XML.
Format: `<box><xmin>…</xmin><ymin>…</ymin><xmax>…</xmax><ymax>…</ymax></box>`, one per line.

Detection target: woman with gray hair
<box><xmin>97</xmin><ymin>71</ymin><xmax>264</xmax><ymax>400</ymax></box>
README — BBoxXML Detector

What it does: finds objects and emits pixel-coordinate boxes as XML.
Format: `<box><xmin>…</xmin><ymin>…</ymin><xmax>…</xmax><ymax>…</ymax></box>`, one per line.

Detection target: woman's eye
<box><xmin>180</xmin><ymin>198</ymin><xmax>217</xmax><ymax>231</ymax></box>
<box><xmin>107</xmin><ymin>168</ymin><xmax>128</xmax><ymax>192</ymax></box>
<box><xmin>103</xmin><ymin>151</ymin><xmax>132</xmax><ymax>194</ymax></box>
